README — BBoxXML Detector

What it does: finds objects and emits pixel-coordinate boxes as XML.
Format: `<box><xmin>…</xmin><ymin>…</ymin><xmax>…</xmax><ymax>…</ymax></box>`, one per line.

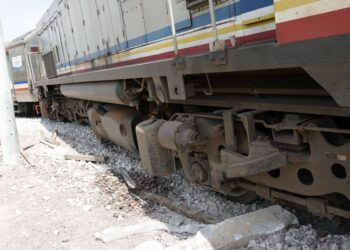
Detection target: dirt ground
<box><xmin>0</xmin><ymin>119</ymin><xmax>183</xmax><ymax>250</ymax></box>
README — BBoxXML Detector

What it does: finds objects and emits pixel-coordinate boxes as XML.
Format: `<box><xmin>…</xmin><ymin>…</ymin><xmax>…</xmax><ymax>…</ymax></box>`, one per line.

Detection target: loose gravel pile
<box><xmin>247</xmin><ymin>225</ymin><xmax>350</xmax><ymax>250</ymax></box>
<box><xmin>3</xmin><ymin>118</ymin><xmax>350</xmax><ymax>249</ymax></box>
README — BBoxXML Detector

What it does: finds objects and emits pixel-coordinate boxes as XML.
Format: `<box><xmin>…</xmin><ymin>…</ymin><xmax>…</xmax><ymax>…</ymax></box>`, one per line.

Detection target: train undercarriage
<box><xmin>38</xmin><ymin>78</ymin><xmax>350</xmax><ymax>220</ymax></box>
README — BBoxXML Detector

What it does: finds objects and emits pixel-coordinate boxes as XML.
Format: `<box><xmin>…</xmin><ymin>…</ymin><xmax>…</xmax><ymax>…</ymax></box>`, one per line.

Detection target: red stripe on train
<box><xmin>15</xmin><ymin>87</ymin><xmax>29</xmax><ymax>91</ymax></box>
<box><xmin>236</xmin><ymin>30</ymin><xmax>276</xmax><ymax>46</ymax></box>
<box><xmin>277</xmin><ymin>7</ymin><xmax>350</xmax><ymax>44</ymax></box>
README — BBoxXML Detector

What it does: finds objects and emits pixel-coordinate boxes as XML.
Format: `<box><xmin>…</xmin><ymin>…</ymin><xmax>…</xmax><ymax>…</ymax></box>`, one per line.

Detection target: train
<box><xmin>5</xmin><ymin>31</ymin><xmax>42</xmax><ymax>116</ymax></box>
<box><xmin>8</xmin><ymin>0</ymin><xmax>350</xmax><ymax>219</ymax></box>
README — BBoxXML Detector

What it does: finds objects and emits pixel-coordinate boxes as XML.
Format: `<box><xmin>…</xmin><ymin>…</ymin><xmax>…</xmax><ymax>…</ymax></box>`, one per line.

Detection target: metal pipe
<box><xmin>167</xmin><ymin>0</ymin><xmax>179</xmax><ymax>56</ymax></box>
<box><xmin>208</xmin><ymin>0</ymin><xmax>218</xmax><ymax>42</ymax></box>
<box><xmin>0</xmin><ymin>20</ymin><xmax>21</xmax><ymax>166</ymax></box>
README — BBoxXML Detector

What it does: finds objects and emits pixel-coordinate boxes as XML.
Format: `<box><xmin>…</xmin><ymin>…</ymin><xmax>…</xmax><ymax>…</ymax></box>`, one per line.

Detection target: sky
<box><xmin>0</xmin><ymin>0</ymin><xmax>52</xmax><ymax>42</ymax></box>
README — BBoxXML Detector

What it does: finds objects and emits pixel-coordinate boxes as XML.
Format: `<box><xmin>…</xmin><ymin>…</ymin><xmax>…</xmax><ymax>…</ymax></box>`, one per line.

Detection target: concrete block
<box><xmin>167</xmin><ymin>205</ymin><xmax>298</xmax><ymax>250</ymax></box>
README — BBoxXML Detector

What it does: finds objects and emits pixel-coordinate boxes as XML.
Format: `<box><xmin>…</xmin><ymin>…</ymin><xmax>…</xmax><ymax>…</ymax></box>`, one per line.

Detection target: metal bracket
<box><xmin>306</xmin><ymin>198</ymin><xmax>328</xmax><ymax>217</ymax></box>
<box><xmin>237</xmin><ymin>112</ymin><xmax>257</xmax><ymax>144</ymax></box>
<box><xmin>209</xmin><ymin>40</ymin><xmax>227</xmax><ymax>65</ymax></box>
<box><xmin>223</xmin><ymin>110</ymin><xmax>237</xmax><ymax>151</ymax></box>
<box><xmin>256</xmin><ymin>185</ymin><xmax>273</xmax><ymax>200</ymax></box>
<box><xmin>173</xmin><ymin>56</ymin><xmax>185</xmax><ymax>70</ymax></box>
<box><xmin>153</xmin><ymin>76</ymin><xmax>170</xmax><ymax>103</ymax></box>
<box><xmin>209</xmin><ymin>49</ymin><xmax>227</xmax><ymax>65</ymax></box>
<box><xmin>222</xmin><ymin>150</ymin><xmax>287</xmax><ymax>178</ymax></box>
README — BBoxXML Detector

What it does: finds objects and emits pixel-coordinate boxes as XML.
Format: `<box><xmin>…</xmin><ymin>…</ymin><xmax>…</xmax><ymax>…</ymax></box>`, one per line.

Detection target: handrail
<box><xmin>167</xmin><ymin>0</ymin><xmax>179</xmax><ymax>56</ymax></box>
<box><xmin>208</xmin><ymin>0</ymin><xmax>218</xmax><ymax>43</ymax></box>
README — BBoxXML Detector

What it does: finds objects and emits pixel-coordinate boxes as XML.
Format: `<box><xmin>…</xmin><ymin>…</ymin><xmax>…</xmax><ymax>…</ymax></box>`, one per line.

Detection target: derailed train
<box><xmin>11</xmin><ymin>0</ymin><xmax>350</xmax><ymax>218</ymax></box>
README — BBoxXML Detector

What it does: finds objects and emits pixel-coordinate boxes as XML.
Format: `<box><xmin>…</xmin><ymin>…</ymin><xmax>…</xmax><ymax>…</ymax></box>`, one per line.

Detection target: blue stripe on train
<box><xmin>14</xmin><ymin>81</ymin><xmax>28</xmax><ymax>85</ymax></box>
<box><xmin>58</xmin><ymin>0</ymin><xmax>273</xmax><ymax>69</ymax></box>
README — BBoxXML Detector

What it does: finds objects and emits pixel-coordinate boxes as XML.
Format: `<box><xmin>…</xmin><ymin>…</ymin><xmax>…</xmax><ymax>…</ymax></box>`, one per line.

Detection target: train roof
<box><xmin>5</xmin><ymin>30</ymin><xmax>36</xmax><ymax>51</ymax></box>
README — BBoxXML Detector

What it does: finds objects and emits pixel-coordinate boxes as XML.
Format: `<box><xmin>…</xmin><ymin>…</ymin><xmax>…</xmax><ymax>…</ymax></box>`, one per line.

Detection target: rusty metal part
<box><xmin>155</xmin><ymin>118</ymin><xmax>199</xmax><ymax>181</ymax></box>
<box><xmin>175</xmin><ymin>111</ymin><xmax>350</xmax><ymax>219</ymax></box>
<box><xmin>223</xmin><ymin>110</ymin><xmax>237</xmax><ymax>151</ymax></box>
<box><xmin>255</xmin><ymin>118</ymin><xmax>350</xmax><ymax>135</ymax></box>
<box><xmin>88</xmin><ymin>105</ymin><xmax>144</xmax><ymax>153</ymax></box>
<box><xmin>39</xmin><ymin>99</ymin><xmax>50</xmax><ymax>118</ymax></box>
<box><xmin>237</xmin><ymin>181</ymin><xmax>350</xmax><ymax>219</ymax></box>
<box><xmin>191</xmin><ymin>161</ymin><xmax>209</xmax><ymax>183</ymax></box>
<box><xmin>221</xmin><ymin>149</ymin><xmax>288</xmax><ymax>178</ymax></box>
<box><xmin>136</xmin><ymin>118</ymin><xmax>175</xmax><ymax>177</ymax></box>
<box><xmin>158</xmin><ymin>121</ymin><xmax>184</xmax><ymax>151</ymax></box>
<box><xmin>153</xmin><ymin>77</ymin><xmax>170</xmax><ymax>103</ymax></box>
<box><xmin>156</xmin><ymin>115</ymin><xmax>226</xmax><ymax>186</ymax></box>
<box><xmin>60</xmin><ymin>81</ymin><xmax>141</xmax><ymax>107</ymax></box>
<box><xmin>246</xmin><ymin>130</ymin><xmax>350</xmax><ymax>200</ymax></box>
<box><xmin>158</xmin><ymin>121</ymin><xmax>199</xmax><ymax>151</ymax></box>
<box><xmin>46</xmin><ymin>98</ymin><xmax>90</xmax><ymax>122</ymax></box>
<box><xmin>218</xmin><ymin>109</ymin><xmax>289</xmax><ymax>179</ymax></box>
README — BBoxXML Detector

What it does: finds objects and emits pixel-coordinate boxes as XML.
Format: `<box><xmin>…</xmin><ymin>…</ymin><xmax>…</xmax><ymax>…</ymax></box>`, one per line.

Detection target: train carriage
<box><xmin>28</xmin><ymin>0</ymin><xmax>350</xmax><ymax>218</ymax></box>
<box><xmin>6</xmin><ymin>31</ymin><xmax>43</xmax><ymax>116</ymax></box>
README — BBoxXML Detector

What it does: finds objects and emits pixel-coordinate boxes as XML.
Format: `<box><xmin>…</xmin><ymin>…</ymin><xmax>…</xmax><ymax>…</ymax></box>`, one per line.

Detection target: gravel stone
<box><xmin>342</xmin><ymin>242</ymin><xmax>350</xmax><ymax>250</ymax></box>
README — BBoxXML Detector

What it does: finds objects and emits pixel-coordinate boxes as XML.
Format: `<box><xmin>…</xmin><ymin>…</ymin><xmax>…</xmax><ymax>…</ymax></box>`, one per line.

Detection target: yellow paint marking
<box><xmin>242</xmin><ymin>13</ymin><xmax>275</xmax><ymax>25</ymax></box>
<box><xmin>274</xmin><ymin>0</ymin><xmax>320</xmax><ymax>12</ymax></box>
<box><xmin>114</xmin><ymin>19</ymin><xmax>274</xmax><ymax>58</ymax></box>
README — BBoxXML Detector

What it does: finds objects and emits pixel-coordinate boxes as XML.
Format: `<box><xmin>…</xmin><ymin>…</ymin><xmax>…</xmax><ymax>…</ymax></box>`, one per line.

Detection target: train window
<box><xmin>186</xmin><ymin>0</ymin><xmax>208</xmax><ymax>9</ymax></box>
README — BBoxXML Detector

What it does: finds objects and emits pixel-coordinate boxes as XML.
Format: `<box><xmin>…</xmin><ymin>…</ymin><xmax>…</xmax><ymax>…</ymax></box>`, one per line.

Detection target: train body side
<box><xmin>37</xmin><ymin>0</ymin><xmax>350</xmax><ymax>78</ymax></box>
<box><xmin>38</xmin><ymin>0</ymin><xmax>277</xmax><ymax>77</ymax></box>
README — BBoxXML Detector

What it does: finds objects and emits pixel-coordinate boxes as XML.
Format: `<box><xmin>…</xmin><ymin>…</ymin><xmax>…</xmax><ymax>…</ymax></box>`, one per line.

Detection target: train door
<box><xmin>235</xmin><ymin>0</ymin><xmax>276</xmax><ymax>46</ymax></box>
<box><xmin>95</xmin><ymin>0</ymin><xmax>117</xmax><ymax>55</ymax></box>
<box><xmin>67</xmin><ymin>0</ymin><xmax>90</xmax><ymax>60</ymax></box>
<box><xmin>79</xmin><ymin>0</ymin><xmax>105</xmax><ymax>59</ymax></box>
<box><xmin>45</xmin><ymin>16</ymin><xmax>65</xmax><ymax>76</ymax></box>
<box><xmin>142</xmin><ymin>0</ymin><xmax>169</xmax><ymax>42</ymax></box>
<box><xmin>120</xmin><ymin>0</ymin><xmax>147</xmax><ymax>48</ymax></box>
<box><xmin>53</xmin><ymin>17</ymin><xmax>69</xmax><ymax>72</ymax></box>
<box><xmin>55</xmin><ymin>15</ymin><xmax>72</xmax><ymax>74</ymax></box>
<box><xmin>59</xmin><ymin>0</ymin><xmax>78</xmax><ymax>66</ymax></box>
<box><xmin>106</xmin><ymin>0</ymin><xmax>127</xmax><ymax>52</ymax></box>
<box><xmin>172</xmin><ymin>0</ymin><xmax>192</xmax><ymax>32</ymax></box>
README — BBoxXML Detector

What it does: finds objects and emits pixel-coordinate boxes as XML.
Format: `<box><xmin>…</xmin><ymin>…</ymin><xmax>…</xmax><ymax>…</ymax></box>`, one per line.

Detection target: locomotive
<box><xmin>16</xmin><ymin>0</ymin><xmax>350</xmax><ymax>218</ymax></box>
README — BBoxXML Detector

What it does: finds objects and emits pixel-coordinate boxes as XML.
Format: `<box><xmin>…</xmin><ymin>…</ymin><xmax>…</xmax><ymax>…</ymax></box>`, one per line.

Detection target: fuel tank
<box><xmin>60</xmin><ymin>82</ymin><xmax>140</xmax><ymax>106</ymax></box>
<box><xmin>88</xmin><ymin>105</ymin><xmax>145</xmax><ymax>153</ymax></box>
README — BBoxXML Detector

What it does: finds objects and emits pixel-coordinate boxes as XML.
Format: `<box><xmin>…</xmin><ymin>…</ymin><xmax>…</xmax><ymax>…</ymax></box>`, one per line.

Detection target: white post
<box><xmin>0</xmin><ymin>19</ymin><xmax>21</xmax><ymax>166</ymax></box>
<box><xmin>167</xmin><ymin>0</ymin><xmax>179</xmax><ymax>56</ymax></box>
